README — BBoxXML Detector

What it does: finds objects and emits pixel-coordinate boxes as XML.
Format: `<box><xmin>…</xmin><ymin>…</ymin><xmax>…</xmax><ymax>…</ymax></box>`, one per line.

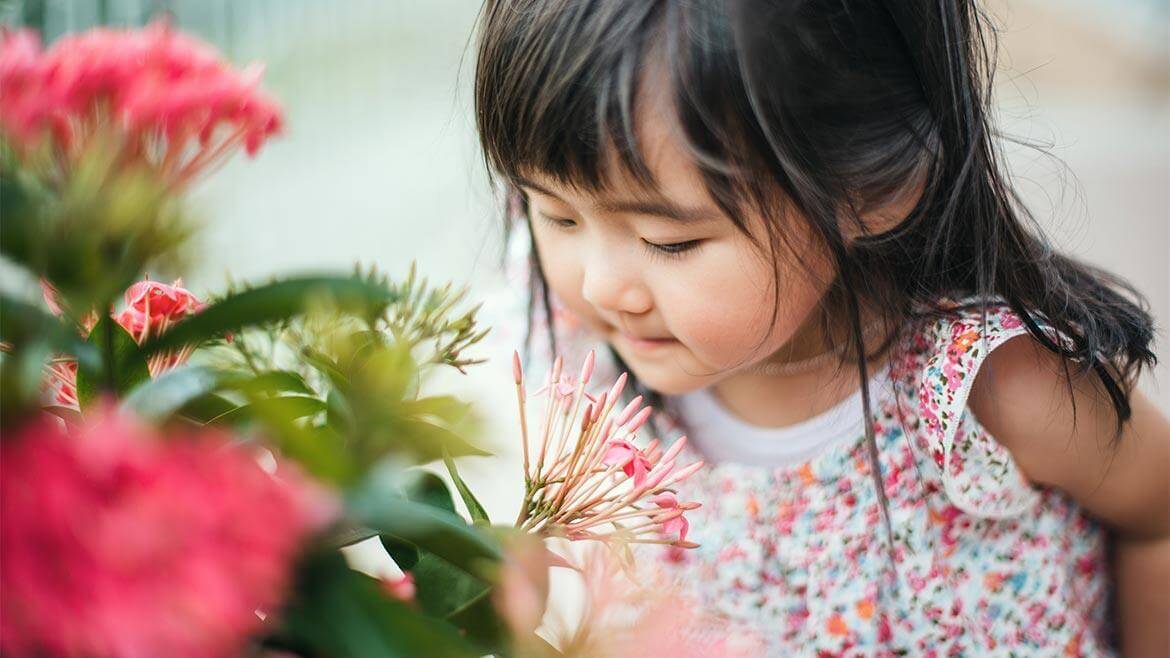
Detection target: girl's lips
<box><xmin>618</xmin><ymin>331</ymin><xmax>677</xmax><ymax>352</ymax></box>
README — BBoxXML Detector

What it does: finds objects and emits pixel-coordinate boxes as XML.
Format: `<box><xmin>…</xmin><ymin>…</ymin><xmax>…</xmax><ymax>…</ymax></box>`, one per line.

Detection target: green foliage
<box><xmin>380</xmin><ymin>263</ymin><xmax>490</xmax><ymax>373</ymax></box>
<box><xmin>276</xmin><ymin>550</ymin><xmax>482</xmax><ymax>658</ymax></box>
<box><xmin>167</xmin><ymin>271</ymin><xmax>495</xmax><ymax>485</ymax></box>
<box><xmin>138</xmin><ymin>275</ymin><xmax>403</xmax><ymax>356</ymax></box>
<box><xmin>75</xmin><ymin>316</ymin><xmax>151</xmax><ymax>408</ymax></box>
<box><xmin>445</xmin><ymin>448</ymin><xmax>492</xmax><ymax>526</ymax></box>
<box><xmin>0</xmin><ymin>143</ymin><xmax>193</xmax><ymax>314</ymax></box>
<box><xmin>0</xmin><ymin>295</ymin><xmax>100</xmax><ymax>370</ymax></box>
<box><xmin>1</xmin><ymin>106</ymin><xmax>514</xmax><ymax>658</ymax></box>
<box><xmin>348</xmin><ymin>477</ymin><xmax>502</xmax><ymax>577</ymax></box>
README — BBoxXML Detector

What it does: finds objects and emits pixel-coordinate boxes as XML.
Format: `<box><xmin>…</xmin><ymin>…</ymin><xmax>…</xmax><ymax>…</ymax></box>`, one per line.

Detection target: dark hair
<box><xmin>473</xmin><ymin>1</ymin><xmax>1155</xmax><ymax>459</ymax></box>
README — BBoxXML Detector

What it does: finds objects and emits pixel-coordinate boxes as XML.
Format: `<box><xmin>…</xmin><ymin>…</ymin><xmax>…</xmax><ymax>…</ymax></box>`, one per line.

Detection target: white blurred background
<box><xmin>8</xmin><ymin>0</ymin><xmax>1168</xmax><ymax>574</ymax></box>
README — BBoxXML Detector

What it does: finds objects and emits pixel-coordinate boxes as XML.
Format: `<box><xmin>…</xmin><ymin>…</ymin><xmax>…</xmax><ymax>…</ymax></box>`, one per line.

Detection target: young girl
<box><xmin>474</xmin><ymin>1</ymin><xmax>1169</xmax><ymax>655</ymax></box>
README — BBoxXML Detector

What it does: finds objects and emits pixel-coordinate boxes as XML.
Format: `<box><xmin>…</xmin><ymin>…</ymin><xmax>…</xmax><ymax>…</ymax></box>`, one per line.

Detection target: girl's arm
<box><xmin>969</xmin><ymin>336</ymin><xmax>1170</xmax><ymax>658</ymax></box>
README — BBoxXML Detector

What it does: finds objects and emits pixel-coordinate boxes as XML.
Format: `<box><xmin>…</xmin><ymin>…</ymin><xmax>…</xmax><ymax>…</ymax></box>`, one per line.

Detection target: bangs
<box><xmin>473</xmin><ymin>0</ymin><xmax>768</xmax><ymax>212</ymax></box>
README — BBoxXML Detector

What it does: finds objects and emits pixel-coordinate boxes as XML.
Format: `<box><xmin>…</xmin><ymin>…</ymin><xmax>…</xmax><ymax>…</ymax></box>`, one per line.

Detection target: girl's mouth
<box><xmin>618</xmin><ymin>331</ymin><xmax>678</xmax><ymax>352</ymax></box>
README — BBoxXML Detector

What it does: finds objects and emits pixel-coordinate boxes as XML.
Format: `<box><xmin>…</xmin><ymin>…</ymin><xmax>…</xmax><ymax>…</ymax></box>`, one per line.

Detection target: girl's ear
<box><xmin>846</xmin><ymin>181</ymin><xmax>925</xmax><ymax>240</ymax></box>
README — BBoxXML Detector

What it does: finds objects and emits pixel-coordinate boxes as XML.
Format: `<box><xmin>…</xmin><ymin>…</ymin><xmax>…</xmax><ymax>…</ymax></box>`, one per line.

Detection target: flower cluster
<box><xmin>42</xmin><ymin>278</ymin><xmax>208</xmax><ymax>407</ymax></box>
<box><xmin>498</xmin><ymin>541</ymin><xmax>762</xmax><ymax>658</ymax></box>
<box><xmin>116</xmin><ymin>277</ymin><xmax>208</xmax><ymax>372</ymax></box>
<box><xmin>0</xmin><ymin>22</ymin><xmax>281</xmax><ymax>187</ymax></box>
<box><xmin>512</xmin><ymin>350</ymin><xmax>703</xmax><ymax>551</ymax></box>
<box><xmin>0</xmin><ymin>409</ymin><xmax>337</xmax><ymax>658</ymax></box>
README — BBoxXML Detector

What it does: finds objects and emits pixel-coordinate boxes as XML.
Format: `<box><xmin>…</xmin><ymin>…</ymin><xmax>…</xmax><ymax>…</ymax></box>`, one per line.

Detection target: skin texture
<box><xmin>521</xmin><ymin>85</ymin><xmax>856</xmax><ymax>423</ymax></box>
<box><xmin>970</xmin><ymin>339</ymin><xmax>1170</xmax><ymax>658</ymax></box>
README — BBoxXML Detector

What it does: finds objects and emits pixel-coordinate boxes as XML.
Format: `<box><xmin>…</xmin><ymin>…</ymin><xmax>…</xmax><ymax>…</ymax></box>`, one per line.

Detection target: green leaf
<box><xmin>176</xmin><ymin>393</ymin><xmax>238</xmax><ymax>423</ymax></box>
<box><xmin>443</xmin><ymin>449</ymin><xmax>491</xmax><ymax>525</ymax></box>
<box><xmin>380</xmin><ymin>536</ymin><xmax>420</xmax><ymax>571</ymax></box>
<box><xmin>276</xmin><ymin>550</ymin><xmax>480</xmax><ymax>658</ymax></box>
<box><xmin>0</xmin><ymin>295</ymin><xmax>100</xmax><ymax>371</ymax></box>
<box><xmin>325</xmin><ymin>386</ymin><xmax>355</xmax><ymax>434</ymax></box>
<box><xmin>139</xmin><ymin>276</ymin><xmax>401</xmax><ymax>355</ymax></box>
<box><xmin>120</xmin><ymin>365</ymin><xmax>228</xmax><ymax>422</ymax></box>
<box><xmin>404</xmin><ymin>470</ymin><xmax>457</xmax><ymax>515</ymax></box>
<box><xmin>303</xmin><ymin>347</ymin><xmax>350</xmax><ymax>391</ymax></box>
<box><xmin>276</xmin><ymin>423</ymin><xmax>357</xmax><ymax>486</ymax></box>
<box><xmin>411</xmin><ymin>551</ymin><xmax>491</xmax><ymax>618</ymax></box>
<box><xmin>348</xmin><ymin>480</ymin><xmax>501</xmax><ymax>579</ymax></box>
<box><xmin>445</xmin><ymin>586</ymin><xmax>510</xmax><ymax>655</ymax></box>
<box><xmin>235</xmin><ymin>369</ymin><xmax>313</xmax><ymax>396</ymax></box>
<box><xmin>211</xmin><ymin>395</ymin><xmax>325</xmax><ymax>425</ymax></box>
<box><xmin>390</xmin><ymin>417</ymin><xmax>492</xmax><ymax>461</ymax></box>
<box><xmin>76</xmin><ymin>316</ymin><xmax>150</xmax><ymax>407</ymax></box>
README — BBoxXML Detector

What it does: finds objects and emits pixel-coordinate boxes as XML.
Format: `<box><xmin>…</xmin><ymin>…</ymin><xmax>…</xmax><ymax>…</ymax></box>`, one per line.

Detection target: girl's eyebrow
<box><xmin>516</xmin><ymin>176</ymin><xmax>719</xmax><ymax>224</ymax></box>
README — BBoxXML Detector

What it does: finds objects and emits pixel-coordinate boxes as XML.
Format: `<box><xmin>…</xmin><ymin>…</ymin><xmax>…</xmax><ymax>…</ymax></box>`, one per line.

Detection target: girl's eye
<box><xmin>537</xmin><ymin>212</ymin><xmax>701</xmax><ymax>260</ymax></box>
<box><xmin>536</xmin><ymin>213</ymin><xmax>577</xmax><ymax>230</ymax></box>
<box><xmin>642</xmin><ymin>239</ymin><xmax>702</xmax><ymax>260</ymax></box>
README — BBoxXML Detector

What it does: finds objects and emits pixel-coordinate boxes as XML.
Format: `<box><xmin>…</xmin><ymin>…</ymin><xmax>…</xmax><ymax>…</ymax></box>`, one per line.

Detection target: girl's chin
<box><xmin>612</xmin><ymin>352</ymin><xmax>714</xmax><ymax>397</ymax></box>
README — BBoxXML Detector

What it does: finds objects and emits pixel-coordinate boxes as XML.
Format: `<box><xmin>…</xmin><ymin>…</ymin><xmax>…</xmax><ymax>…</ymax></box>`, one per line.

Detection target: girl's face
<box><xmin>520</xmin><ymin>98</ymin><xmax>836</xmax><ymax>395</ymax></box>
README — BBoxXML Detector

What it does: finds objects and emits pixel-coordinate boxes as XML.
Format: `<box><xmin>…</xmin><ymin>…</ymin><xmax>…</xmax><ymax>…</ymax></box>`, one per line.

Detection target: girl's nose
<box><xmin>580</xmin><ymin>248</ymin><xmax>653</xmax><ymax>316</ymax></box>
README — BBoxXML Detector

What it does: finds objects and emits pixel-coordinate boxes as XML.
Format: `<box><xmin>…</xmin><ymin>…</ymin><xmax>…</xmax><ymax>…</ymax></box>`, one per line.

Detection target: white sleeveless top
<box><xmin>671</xmin><ymin>371</ymin><xmax>889</xmax><ymax>468</ymax></box>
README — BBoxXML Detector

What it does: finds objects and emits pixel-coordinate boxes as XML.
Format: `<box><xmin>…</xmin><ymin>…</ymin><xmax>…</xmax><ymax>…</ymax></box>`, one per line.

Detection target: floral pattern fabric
<box><xmin>483</xmin><ymin>228</ymin><xmax>1113</xmax><ymax>656</ymax></box>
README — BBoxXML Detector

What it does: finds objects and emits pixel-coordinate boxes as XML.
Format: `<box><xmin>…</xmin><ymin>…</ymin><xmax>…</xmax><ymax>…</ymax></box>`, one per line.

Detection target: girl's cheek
<box><xmin>668</xmin><ymin>244</ymin><xmax>824</xmax><ymax>369</ymax></box>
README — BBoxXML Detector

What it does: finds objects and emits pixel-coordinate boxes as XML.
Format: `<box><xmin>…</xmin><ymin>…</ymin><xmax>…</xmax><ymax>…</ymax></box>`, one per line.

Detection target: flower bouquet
<box><xmin>0</xmin><ymin>21</ymin><xmax>728</xmax><ymax>658</ymax></box>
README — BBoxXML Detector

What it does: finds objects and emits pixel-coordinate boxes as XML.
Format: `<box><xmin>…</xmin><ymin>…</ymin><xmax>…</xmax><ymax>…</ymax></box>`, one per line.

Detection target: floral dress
<box><xmin>484</xmin><ymin>229</ymin><xmax>1114</xmax><ymax>657</ymax></box>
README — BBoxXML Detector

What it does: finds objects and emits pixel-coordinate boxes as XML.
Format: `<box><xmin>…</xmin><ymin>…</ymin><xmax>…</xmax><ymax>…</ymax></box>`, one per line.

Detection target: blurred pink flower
<box><xmin>44</xmin><ymin>359</ymin><xmax>79</xmax><ymax>407</ymax></box>
<box><xmin>40</xmin><ymin>279</ymin><xmax>99</xmax><ymax>332</ymax></box>
<box><xmin>492</xmin><ymin>534</ymin><xmax>564</xmax><ymax>643</ymax></box>
<box><xmin>379</xmin><ymin>572</ymin><xmax>416</xmax><ymax>604</ymax></box>
<box><xmin>0</xmin><ymin>22</ymin><xmax>282</xmax><ymax>187</ymax></box>
<box><xmin>551</xmin><ymin>543</ymin><xmax>763</xmax><ymax>658</ymax></box>
<box><xmin>0</xmin><ymin>408</ymin><xmax>337</xmax><ymax>658</ymax></box>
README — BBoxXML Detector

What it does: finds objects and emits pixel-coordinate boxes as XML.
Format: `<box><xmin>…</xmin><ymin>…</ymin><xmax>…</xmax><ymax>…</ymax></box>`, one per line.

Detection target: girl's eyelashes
<box><xmin>536</xmin><ymin>213</ymin><xmax>578</xmax><ymax>230</ymax></box>
<box><xmin>535</xmin><ymin>212</ymin><xmax>703</xmax><ymax>260</ymax></box>
<box><xmin>641</xmin><ymin>238</ymin><xmax>702</xmax><ymax>260</ymax></box>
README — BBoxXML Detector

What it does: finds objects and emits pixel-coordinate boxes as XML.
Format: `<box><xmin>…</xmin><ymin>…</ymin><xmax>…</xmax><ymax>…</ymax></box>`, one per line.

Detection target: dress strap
<box><xmin>914</xmin><ymin>302</ymin><xmax>1041</xmax><ymax>518</ymax></box>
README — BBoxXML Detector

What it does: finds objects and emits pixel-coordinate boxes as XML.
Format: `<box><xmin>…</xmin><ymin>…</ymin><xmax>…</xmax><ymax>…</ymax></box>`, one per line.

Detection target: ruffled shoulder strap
<box><xmin>909</xmin><ymin>300</ymin><xmax>1041</xmax><ymax>518</ymax></box>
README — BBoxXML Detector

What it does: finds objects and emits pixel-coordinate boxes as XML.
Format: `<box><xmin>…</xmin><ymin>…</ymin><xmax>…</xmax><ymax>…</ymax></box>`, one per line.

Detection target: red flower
<box><xmin>0</xmin><ymin>22</ymin><xmax>282</xmax><ymax>187</ymax></box>
<box><xmin>115</xmin><ymin>278</ymin><xmax>205</xmax><ymax>342</ymax></box>
<box><xmin>41</xmin><ymin>277</ymin><xmax>210</xmax><ymax>403</ymax></box>
<box><xmin>0</xmin><ymin>409</ymin><xmax>337</xmax><ymax>658</ymax></box>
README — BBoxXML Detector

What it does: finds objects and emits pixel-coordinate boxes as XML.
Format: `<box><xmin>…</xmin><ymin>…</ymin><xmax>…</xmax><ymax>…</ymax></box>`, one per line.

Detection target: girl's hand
<box><xmin>969</xmin><ymin>336</ymin><xmax>1170</xmax><ymax>658</ymax></box>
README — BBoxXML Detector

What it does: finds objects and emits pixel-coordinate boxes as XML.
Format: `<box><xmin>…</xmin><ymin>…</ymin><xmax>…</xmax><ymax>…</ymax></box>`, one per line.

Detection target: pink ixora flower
<box><xmin>511</xmin><ymin>350</ymin><xmax>704</xmax><ymax>551</ymax></box>
<box><xmin>40</xmin><ymin>277</ymin><xmax>209</xmax><ymax>406</ymax></box>
<box><xmin>0</xmin><ymin>22</ymin><xmax>282</xmax><ymax>187</ymax></box>
<box><xmin>550</xmin><ymin>543</ymin><xmax>764</xmax><ymax>658</ymax></box>
<box><xmin>0</xmin><ymin>407</ymin><xmax>337</xmax><ymax>658</ymax></box>
<box><xmin>602</xmin><ymin>439</ymin><xmax>653</xmax><ymax>488</ymax></box>
<box><xmin>115</xmin><ymin>277</ymin><xmax>206</xmax><ymax>342</ymax></box>
<box><xmin>650</xmin><ymin>492</ymin><xmax>693</xmax><ymax>543</ymax></box>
